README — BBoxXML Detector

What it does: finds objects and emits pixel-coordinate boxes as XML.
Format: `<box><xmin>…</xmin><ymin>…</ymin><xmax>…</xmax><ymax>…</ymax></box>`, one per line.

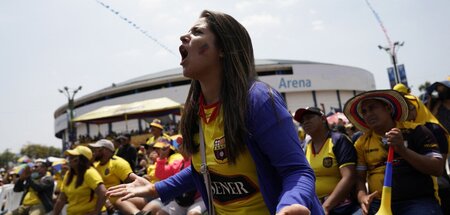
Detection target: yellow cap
<box><xmin>393</xmin><ymin>83</ymin><xmax>409</xmax><ymax>95</ymax></box>
<box><xmin>64</xmin><ymin>145</ymin><xmax>93</xmax><ymax>160</ymax></box>
<box><xmin>150</xmin><ymin>119</ymin><xmax>163</xmax><ymax>130</ymax></box>
<box><xmin>153</xmin><ymin>137</ymin><xmax>175</xmax><ymax>151</ymax></box>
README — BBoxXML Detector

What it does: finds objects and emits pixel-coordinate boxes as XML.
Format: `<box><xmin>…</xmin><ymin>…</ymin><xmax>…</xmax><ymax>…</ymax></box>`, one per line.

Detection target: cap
<box><xmin>116</xmin><ymin>134</ymin><xmax>130</xmax><ymax>141</ymax></box>
<box><xmin>89</xmin><ymin>139</ymin><xmax>115</xmax><ymax>151</ymax></box>
<box><xmin>393</xmin><ymin>83</ymin><xmax>410</xmax><ymax>95</ymax></box>
<box><xmin>343</xmin><ymin>90</ymin><xmax>409</xmax><ymax>132</ymax></box>
<box><xmin>153</xmin><ymin>137</ymin><xmax>175</xmax><ymax>151</ymax></box>
<box><xmin>64</xmin><ymin>145</ymin><xmax>93</xmax><ymax>160</ymax></box>
<box><xmin>150</xmin><ymin>119</ymin><xmax>164</xmax><ymax>130</ymax></box>
<box><xmin>293</xmin><ymin>107</ymin><xmax>324</xmax><ymax>123</ymax></box>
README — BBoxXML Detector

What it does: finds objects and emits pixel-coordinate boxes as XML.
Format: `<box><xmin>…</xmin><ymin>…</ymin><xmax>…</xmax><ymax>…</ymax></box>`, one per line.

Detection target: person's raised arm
<box><xmin>386</xmin><ymin>127</ymin><xmax>444</xmax><ymax>176</ymax></box>
<box><xmin>28</xmin><ymin>175</ymin><xmax>54</xmax><ymax>192</ymax></box>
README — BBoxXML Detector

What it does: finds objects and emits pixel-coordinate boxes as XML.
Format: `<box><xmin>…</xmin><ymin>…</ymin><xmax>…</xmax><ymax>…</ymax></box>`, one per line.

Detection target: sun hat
<box><xmin>293</xmin><ymin>106</ymin><xmax>324</xmax><ymax>123</ymax></box>
<box><xmin>343</xmin><ymin>90</ymin><xmax>409</xmax><ymax>132</ymax></box>
<box><xmin>150</xmin><ymin>119</ymin><xmax>164</xmax><ymax>130</ymax></box>
<box><xmin>89</xmin><ymin>139</ymin><xmax>115</xmax><ymax>152</ymax></box>
<box><xmin>64</xmin><ymin>145</ymin><xmax>93</xmax><ymax>160</ymax></box>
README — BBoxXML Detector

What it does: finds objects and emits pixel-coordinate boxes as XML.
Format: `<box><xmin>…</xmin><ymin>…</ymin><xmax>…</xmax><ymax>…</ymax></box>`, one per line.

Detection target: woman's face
<box><xmin>179</xmin><ymin>17</ymin><xmax>222</xmax><ymax>81</ymax></box>
<box><xmin>300</xmin><ymin>113</ymin><xmax>324</xmax><ymax>135</ymax></box>
<box><xmin>68</xmin><ymin>155</ymin><xmax>79</xmax><ymax>169</ymax></box>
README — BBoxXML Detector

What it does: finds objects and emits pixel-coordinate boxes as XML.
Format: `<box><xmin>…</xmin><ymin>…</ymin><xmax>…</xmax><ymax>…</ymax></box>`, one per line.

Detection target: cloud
<box><xmin>311</xmin><ymin>20</ymin><xmax>324</xmax><ymax>31</ymax></box>
<box><xmin>278</xmin><ymin>0</ymin><xmax>300</xmax><ymax>8</ymax></box>
<box><xmin>241</xmin><ymin>14</ymin><xmax>281</xmax><ymax>28</ymax></box>
<box><xmin>115</xmin><ymin>49</ymin><xmax>143</xmax><ymax>57</ymax></box>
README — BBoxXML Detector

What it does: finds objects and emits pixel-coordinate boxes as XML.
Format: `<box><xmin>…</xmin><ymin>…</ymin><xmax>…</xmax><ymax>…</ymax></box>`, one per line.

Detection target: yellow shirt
<box><xmin>168</xmin><ymin>153</ymin><xmax>183</xmax><ymax>164</ymax></box>
<box><xmin>54</xmin><ymin>173</ymin><xmax>63</xmax><ymax>193</ymax></box>
<box><xmin>62</xmin><ymin>167</ymin><xmax>104</xmax><ymax>215</ymax></box>
<box><xmin>94</xmin><ymin>156</ymin><xmax>132</xmax><ymax>189</ymax></box>
<box><xmin>192</xmin><ymin>105</ymin><xmax>269</xmax><ymax>215</ymax></box>
<box><xmin>146</xmin><ymin>133</ymin><xmax>172</xmax><ymax>145</ymax></box>
<box><xmin>305</xmin><ymin>135</ymin><xmax>356</xmax><ymax>198</ymax></box>
<box><xmin>355</xmin><ymin>121</ymin><xmax>441</xmax><ymax>201</ymax></box>
<box><xmin>22</xmin><ymin>186</ymin><xmax>41</xmax><ymax>206</ymax></box>
<box><xmin>147</xmin><ymin>164</ymin><xmax>158</xmax><ymax>183</ymax></box>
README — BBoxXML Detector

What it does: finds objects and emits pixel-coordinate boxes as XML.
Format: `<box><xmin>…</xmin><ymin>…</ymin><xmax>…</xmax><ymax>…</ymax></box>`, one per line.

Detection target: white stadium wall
<box><xmin>54</xmin><ymin>60</ymin><xmax>375</xmax><ymax>146</ymax></box>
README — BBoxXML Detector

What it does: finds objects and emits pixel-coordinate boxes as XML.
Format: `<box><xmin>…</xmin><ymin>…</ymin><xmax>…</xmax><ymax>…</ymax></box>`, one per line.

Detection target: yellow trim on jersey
<box><xmin>339</xmin><ymin>162</ymin><xmax>356</xmax><ymax>168</ymax></box>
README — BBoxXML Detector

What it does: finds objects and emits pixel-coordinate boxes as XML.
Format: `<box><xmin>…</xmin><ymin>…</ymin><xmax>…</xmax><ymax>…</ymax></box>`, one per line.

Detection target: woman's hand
<box><xmin>106</xmin><ymin>176</ymin><xmax>155</xmax><ymax>201</ymax></box>
<box><xmin>276</xmin><ymin>204</ymin><xmax>311</xmax><ymax>215</ymax></box>
<box><xmin>359</xmin><ymin>191</ymin><xmax>378</xmax><ymax>215</ymax></box>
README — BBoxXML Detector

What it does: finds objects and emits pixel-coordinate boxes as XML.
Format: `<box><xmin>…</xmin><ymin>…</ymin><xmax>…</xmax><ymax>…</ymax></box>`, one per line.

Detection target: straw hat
<box><xmin>343</xmin><ymin>90</ymin><xmax>409</xmax><ymax>132</ymax></box>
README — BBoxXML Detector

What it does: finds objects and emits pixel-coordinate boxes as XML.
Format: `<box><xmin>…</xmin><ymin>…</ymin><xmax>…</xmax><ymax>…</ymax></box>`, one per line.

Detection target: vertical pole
<box><xmin>68</xmin><ymin>97</ymin><xmax>74</xmax><ymax>149</ymax></box>
<box><xmin>391</xmin><ymin>52</ymin><xmax>400</xmax><ymax>84</ymax></box>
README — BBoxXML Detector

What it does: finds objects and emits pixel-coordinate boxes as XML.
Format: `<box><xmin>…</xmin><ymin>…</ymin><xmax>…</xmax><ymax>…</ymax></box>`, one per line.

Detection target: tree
<box><xmin>418</xmin><ymin>81</ymin><xmax>431</xmax><ymax>93</ymax></box>
<box><xmin>0</xmin><ymin>149</ymin><xmax>17</xmax><ymax>168</ymax></box>
<box><xmin>20</xmin><ymin>144</ymin><xmax>62</xmax><ymax>159</ymax></box>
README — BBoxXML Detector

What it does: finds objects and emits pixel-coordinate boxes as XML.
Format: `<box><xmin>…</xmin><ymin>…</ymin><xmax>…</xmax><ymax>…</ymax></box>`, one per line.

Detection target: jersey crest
<box><xmin>322</xmin><ymin>157</ymin><xmax>333</xmax><ymax>168</ymax></box>
<box><xmin>104</xmin><ymin>167</ymin><xmax>110</xmax><ymax>176</ymax></box>
<box><xmin>214</xmin><ymin>136</ymin><xmax>227</xmax><ymax>163</ymax></box>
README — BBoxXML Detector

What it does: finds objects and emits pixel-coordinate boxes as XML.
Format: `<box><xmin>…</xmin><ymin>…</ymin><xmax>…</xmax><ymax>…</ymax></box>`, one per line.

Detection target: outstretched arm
<box><xmin>106</xmin><ymin>176</ymin><xmax>158</xmax><ymax>201</ymax></box>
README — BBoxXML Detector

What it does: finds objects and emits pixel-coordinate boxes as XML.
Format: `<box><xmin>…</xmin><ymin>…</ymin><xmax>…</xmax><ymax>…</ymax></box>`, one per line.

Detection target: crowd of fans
<box><xmin>1</xmin><ymin>80</ymin><xmax>449</xmax><ymax>215</ymax></box>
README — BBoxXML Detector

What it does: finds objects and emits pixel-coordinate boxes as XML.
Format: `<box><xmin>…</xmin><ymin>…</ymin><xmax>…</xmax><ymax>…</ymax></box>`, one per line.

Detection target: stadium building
<box><xmin>54</xmin><ymin>59</ymin><xmax>375</xmax><ymax>149</ymax></box>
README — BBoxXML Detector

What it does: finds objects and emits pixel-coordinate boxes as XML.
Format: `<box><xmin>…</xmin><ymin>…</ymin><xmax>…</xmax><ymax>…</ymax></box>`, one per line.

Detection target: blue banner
<box><xmin>398</xmin><ymin>64</ymin><xmax>408</xmax><ymax>86</ymax></box>
<box><xmin>387</xmin><ymin>67</ymin><xmax>396</xmax><ymax>88</ymax></box>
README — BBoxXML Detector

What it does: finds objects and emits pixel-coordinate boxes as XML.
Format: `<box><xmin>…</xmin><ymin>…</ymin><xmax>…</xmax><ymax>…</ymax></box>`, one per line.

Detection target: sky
<box><xmin>0</xmin><ymin>0</ymin><xmax>449</xmax><ymax>154</ymax></box>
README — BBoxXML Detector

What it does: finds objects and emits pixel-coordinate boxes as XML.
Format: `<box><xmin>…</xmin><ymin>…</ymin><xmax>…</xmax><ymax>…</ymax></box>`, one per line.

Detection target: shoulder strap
<box><xmin>199</xmin><ymin>122</ymin><xmax>215</xmax><ymax>215</ymax></box>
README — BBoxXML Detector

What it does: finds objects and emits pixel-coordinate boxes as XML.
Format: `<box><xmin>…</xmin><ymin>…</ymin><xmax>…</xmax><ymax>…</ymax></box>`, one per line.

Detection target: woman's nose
<box><xmin>180</xmin><ymin>33</ymin><xmax>189</xmax><ymax>43</ymax></box>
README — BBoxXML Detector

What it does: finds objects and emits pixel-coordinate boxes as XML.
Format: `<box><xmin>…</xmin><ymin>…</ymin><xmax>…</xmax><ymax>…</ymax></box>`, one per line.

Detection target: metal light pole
<box><xmin>59</xmin><ymin>86</ymin><xmax>82</xmax><ymax>149</ymax></box>
<box><xmin>378</xmin><ymin>41</ymin><xmax>404</xmax><ymax>84</ymax></box>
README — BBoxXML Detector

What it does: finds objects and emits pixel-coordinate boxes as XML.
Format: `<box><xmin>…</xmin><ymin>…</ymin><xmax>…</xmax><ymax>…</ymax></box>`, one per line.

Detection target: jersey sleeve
<box><xmin>409</xmin><ymin>125</ymin><xmax>441</xmax><ymax>157</ymax></box>
<box><xmin>354</xmin><ymin>135</ymin><xmax>368</xmax><ymax>171</ymax></box>
<box><xmin>85</xmin><ymin>168</ymin><xmax>104</xmax><ymax>190</ymax></box>
<box><xmin>425</xmin><ymin>122</ymin><xmax>449</xmax><ymax>154</ymax></box>
<box><xmin>113</xmin><ymin>157</ymin><xmax>134</xmax><ymax>181</ymax></box>
<box><xmin>332</xmin><ymin>133</ymin><xmax>357</xmax><ymax>168</ymax></box>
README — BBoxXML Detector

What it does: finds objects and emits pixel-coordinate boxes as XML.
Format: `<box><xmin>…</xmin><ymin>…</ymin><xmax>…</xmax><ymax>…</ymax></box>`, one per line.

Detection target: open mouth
<box><xmin>179</xmin><ymin>46</ymin><xmax>188</xmax><ymax>61</ymax></box>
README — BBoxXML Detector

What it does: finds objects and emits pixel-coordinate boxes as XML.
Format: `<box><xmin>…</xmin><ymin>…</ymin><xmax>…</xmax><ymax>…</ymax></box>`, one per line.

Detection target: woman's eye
<box><xmin>191</xmin><ymin>28</ymin><xmax>202</xmax><ymax>35</ymax></box>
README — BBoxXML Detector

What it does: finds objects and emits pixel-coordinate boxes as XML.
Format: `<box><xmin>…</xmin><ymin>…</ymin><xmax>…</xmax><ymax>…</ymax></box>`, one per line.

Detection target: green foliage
<box><xmin>418</xmin><ymin>81</ymin><xmax>431</xmax><ymax>93</ymax></box>
<box><xmin>20</xmin><ymin>144</ymin><xmax>62</xmax><ymax>159</ymax></box>
<box><xmin>0</xmin><ymin>149</ymin><xmax>17</xmax><ymax>168</ymax></box>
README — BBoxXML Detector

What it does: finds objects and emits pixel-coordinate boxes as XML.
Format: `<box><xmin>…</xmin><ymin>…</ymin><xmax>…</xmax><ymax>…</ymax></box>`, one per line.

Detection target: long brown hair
<box><xmin>65</xmin><ymin>155</ymin><xmax>91</xmax><ymax>188</ymax></box>
<box><xmin>180</xmin><ymin>10</ymin><xmax>257</xmax><ymax>164</ymax></box>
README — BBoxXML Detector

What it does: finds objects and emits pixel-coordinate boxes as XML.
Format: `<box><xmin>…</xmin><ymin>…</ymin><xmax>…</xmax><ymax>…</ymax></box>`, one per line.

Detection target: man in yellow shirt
<box><xmin>146</xmin><ymin>119</ymin><xmax>171</xmax><ymax>146</ymax></box>
<box><xmin>89</xmin><ymin>139</ymin><xmax>145</xmax><ymax>215</ymax></box>
<box><xmin>7</xmin><ymin>162</ymin><xmax>54</xmax><ymax>215</ymax></box>
<box><xmin>344</xmin><ymin>90</ymin><xmax>444</xmax><ymax>215</ymax></box>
